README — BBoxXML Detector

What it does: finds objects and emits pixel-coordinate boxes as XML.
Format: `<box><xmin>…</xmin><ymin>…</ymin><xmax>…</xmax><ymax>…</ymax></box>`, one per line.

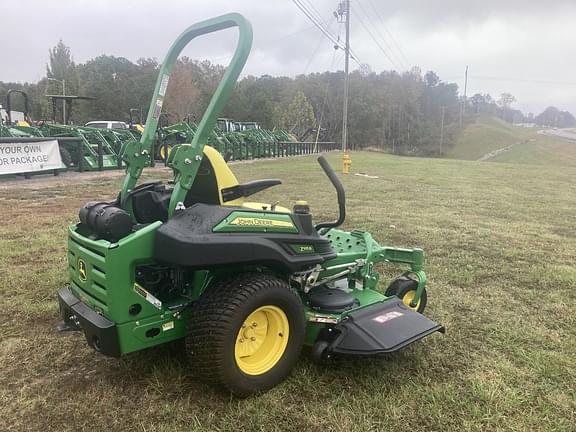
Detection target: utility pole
<box><xmin>336</xmin><ymin>0</ymin><xmax>351</xmax><ymax>173</ymax></box>
<box><xmin>440</xmin><ymin>105</ymin><xmax>446</xmax><ymax>156</ymax></box>
<box><xmin>398</xmin><ymin>106</ymin><xmax>402</xmax><ymax>152</ymax></box>
<box><xmin>464</xmin><ymin>65</ymin><xmax>468</xmax><ymax>100</ymax></box>
<box><xmin>62</xmin><ymin>79</ymin><xmax>66</xmax><ymax>124</ymax></box>
<box><xmin>459</xmin><ymin>65</ymin><xmax>468</xmax><ymax>128</ymax></box>
<box><xmin>381</xmin><ymin>109</ymin><xmax>386</xmax><ymax>149</ymax></box>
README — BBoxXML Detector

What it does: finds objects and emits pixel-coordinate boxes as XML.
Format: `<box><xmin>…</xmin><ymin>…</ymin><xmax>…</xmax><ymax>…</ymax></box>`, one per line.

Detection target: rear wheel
<box><xmin>185</xmin><ymin>273</ymin><xmax>305</xmax><ymax>397</ymax></box>
<box><xmin>385</xmin><ymin>276</ymin><xmax>427</xmax><ymax>313</ymax></box>
<box><xmin>157</xmin><ymin>143</ymin><xmax>172</xmax><ymax>161</ymax></box>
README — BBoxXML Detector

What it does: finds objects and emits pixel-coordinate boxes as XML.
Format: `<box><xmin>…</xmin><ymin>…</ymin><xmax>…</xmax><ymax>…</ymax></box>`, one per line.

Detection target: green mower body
<box><xmin>58</xmin><ymin>13</ymin><xmax>443</xmax><ymax>396</ymax></box>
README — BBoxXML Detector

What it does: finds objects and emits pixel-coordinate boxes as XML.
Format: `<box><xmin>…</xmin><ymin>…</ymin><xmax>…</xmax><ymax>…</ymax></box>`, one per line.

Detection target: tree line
<box><xmin>1</xmin><ymin>40</ymin><xmax>573</xmax><ymax>156</ymax></box>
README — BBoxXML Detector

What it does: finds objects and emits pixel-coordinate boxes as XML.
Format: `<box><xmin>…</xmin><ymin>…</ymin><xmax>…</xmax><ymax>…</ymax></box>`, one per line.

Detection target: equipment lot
<box><xmin>0</xmin><ymin>152</ymin><xmax>574</xmax><ymax>432</ymax></box>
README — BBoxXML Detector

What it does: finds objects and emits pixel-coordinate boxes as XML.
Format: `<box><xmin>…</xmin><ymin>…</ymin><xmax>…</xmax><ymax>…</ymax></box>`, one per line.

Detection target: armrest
<box><xmin>221</xmin><ymin>179</ymin><xmax>282</xmax><ymax>202</ymax></box>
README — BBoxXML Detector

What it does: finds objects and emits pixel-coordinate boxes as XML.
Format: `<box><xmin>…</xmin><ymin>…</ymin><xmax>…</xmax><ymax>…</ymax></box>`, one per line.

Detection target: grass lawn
<box><xmin>449</xmin><ymin>116</ymin><xmax>576</xmax><ymax>166</ymax></box>
<box><xmin>448</xmin><ymin>116</ymin><xmax>531</xmax><ymax>160</ymax></box>
<box><xmin>491</xmin><ymin>135</ymin><xmax>576</xmax><ymax>166</ymax></box>
<box><xmin>0</xmin><ymin>152</ymin><xmax>575</xmax><ymax>431</ymax></box>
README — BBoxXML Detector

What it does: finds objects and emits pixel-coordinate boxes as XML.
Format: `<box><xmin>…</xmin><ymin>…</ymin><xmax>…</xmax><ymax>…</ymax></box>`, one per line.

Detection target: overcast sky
<box><xmin>1</xmin><ymin>0</ymin><xmax>575</xmax><ymax>115</ymax></box>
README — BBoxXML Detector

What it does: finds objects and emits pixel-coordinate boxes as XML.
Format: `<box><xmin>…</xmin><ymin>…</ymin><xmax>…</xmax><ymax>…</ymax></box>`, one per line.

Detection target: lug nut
<box><xmin>251</xmin><ymin>337</ymin><xmax>256</xmax><ymax>341</ymax></box>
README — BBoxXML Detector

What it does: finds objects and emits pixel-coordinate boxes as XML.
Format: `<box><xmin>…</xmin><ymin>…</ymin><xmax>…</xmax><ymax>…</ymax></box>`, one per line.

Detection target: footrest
<box><xmin>330</xmin><ymin>298</ymin><xmax>444</xmax><ymax>355</ymax></box>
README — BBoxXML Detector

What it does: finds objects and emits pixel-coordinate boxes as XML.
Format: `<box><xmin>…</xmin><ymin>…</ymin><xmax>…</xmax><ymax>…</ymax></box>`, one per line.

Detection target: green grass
<box><xmin>448</xmin><ymin>116</ymin><xmax>529</xmax><ymax>160</ymax></box>
<box><xmin>449</xmin><ymin>116</ymin><xmax>576</xmax><ymax>166</ymax></box>
<box><xmin>1</xmin><ymin>152</ymin><xmax>575</xmax><ymax>431</ymax></box>
<box><xmin>490</xmin><ymin>136</ymin><xmax>576</xmax><ymax>166</ymax></box>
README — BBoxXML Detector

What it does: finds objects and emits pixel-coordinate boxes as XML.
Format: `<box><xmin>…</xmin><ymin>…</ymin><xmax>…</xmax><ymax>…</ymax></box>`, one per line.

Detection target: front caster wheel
<box><xmin>311</xmin><ymin>340</ymin><xmax>332</xmax><ymax>364</ymax></box>
<box><xmin>385</xmin><ymin>276</ymin><xmax>428</xmax><ymax>314</ymax></box>
<box><xmin>185</xmin><ymin>273</ymin><xmax>305</xmax><ymax>397</ymax></box>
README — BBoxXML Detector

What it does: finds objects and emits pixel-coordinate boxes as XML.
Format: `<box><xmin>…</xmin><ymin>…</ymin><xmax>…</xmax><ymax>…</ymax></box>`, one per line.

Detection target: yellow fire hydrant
<box><xmin>342</xmin><ymin>152</ymin><xmax>352</xmax><ymax>174</ymax></box>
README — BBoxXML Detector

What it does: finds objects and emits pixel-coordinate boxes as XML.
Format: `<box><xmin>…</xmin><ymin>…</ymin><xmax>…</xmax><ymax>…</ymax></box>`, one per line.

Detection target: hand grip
<box><xmin>315</xmin><ymin>156</ymin><xmax>346</xmax><ymax>230</ymax></box>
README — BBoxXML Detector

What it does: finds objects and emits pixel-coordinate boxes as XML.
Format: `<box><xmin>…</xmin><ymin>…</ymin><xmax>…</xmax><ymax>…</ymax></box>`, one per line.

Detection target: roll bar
<box><xmin>120</xmin><ymin>13</ymin><xmax>253</xmax><ymax>215</ymax></box>
<box><xmin>6</xmin><ymin>89</ymin><xmax>30</xmax><ymax>125</ymax></box>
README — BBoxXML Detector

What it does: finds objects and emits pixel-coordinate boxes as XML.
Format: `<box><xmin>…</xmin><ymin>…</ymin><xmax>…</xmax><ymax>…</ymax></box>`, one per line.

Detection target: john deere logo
<box><xmin>78</xmin><ymin>259</ymin><xmax>87</xmax><ymax>282</ymax></box>
<box><xmin>229</xmin><ymin>217</ymin><xmax>294</xmax><ymax>228</ymax></box>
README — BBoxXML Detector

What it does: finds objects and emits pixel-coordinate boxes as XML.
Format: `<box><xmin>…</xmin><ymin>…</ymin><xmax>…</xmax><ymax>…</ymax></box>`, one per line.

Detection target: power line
<box><xmin>298</xmin><ymin>0</ymin><xmax>351</xmax><ymax>54</ymax></box>
<box><xmin>381</xmin><ymin>27</ymin><xmax>411</xmax><ymax>68</ymax></box>
<box><xmin>291</xmin><ymin>0</ymin><xmax>362</xmax><ymax>65</ymax></box>
<box><xmin>299</xmin><ymin>0</ymin><xmax>325</xmax><ymax>24</ymax></box>
<box><xmin>363</xmin><ymin>0</ymin><xmax>411</xmax><ymax>67</ymax></box>
<box><xmin>272</xmin><ymin>24</ymin><xmax>318</xmax><ymax>42</ymax></box>
<box><xmin>207</xmin><ymin>24</ymin><xmax>322</xmax><ymax>64</ymax></box>
<box><xmin>292</xmin><ymin>0</ymin><xmax>346</xmax><ymax>51</ymax></box>
<box><xmin>355</xmin><ymin>0</ymin><xmax>408</xmax><ymax>70</ymax></box>
<box><xmin>317</xmin><ymin>50</ymin><xmax>343</xmax><ymax>129</ymax></box>
<box><xmin>303</xmin><ymin>21</ymin><xmax>336</xmax><ymax>73</ymax></box>
<box><xmin>352</xmin><ymin>8</ymin><xmax>401</xmax><ymax>70</ymax></box>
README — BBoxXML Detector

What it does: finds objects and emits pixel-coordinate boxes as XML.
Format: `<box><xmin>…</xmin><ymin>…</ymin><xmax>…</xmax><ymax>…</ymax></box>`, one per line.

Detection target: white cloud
<box><xmin>0</xmin><ymin>0</ymin><xmax>575</xmax><ymax>114</ymax></box>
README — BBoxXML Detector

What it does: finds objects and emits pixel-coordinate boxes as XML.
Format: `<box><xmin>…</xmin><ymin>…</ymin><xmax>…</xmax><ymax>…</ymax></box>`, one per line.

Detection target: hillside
<box><xmin>448</xmin><ymin>116</ymin><xmax>528</xmax><ymax>160</ymax></box>
<box><xmin>449</xmin><ymin>116</ymin><xmax>576</xmax><ymax>166</ymax></box>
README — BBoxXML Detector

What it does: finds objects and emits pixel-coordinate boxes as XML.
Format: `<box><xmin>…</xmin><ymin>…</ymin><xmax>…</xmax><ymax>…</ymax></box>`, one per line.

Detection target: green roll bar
<box><xmin>120</xmin><ymin>13</ymin><xmax>253</xmax><ymax>216</ymax></box>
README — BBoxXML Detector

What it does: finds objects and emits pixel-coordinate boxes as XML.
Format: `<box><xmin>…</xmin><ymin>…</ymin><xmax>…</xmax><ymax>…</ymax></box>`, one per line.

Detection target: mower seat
<box><xmin>129</xmin><ymin>146</ymin><xmax>289</xmax><ymax>224</ymax></box>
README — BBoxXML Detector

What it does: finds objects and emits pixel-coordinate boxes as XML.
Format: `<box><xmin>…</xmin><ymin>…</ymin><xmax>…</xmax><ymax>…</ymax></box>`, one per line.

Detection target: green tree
<box><xmin>74</xmin><ymin>55</ymin><xmax>158</xmax><ymax>124</ymax></box>
<box><xmin>47</xmin><ymin>40</ymin><xmax>75</xmax><ymax>80</ymax></box>
<box><xmin>535</xmin><ymin>106</ymin><xmax>576</xmax><ymax>127</ymax></box>
<box><xmin>497</xmin><ymin>92</ymin><xmax>516</xmax><ymax>122</ymax></box>
<box><xmin>274</xmin><ymin>90</ymin><xmax>316</xmax><ymax>138</ymax></box>
<box><xmin>44</xmin><ymin>40</ymin><xmax>80</xmax><ymax>122</ymax></box>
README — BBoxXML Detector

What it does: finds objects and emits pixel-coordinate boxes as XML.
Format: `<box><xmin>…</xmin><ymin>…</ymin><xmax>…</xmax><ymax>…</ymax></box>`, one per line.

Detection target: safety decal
<box><xmin>153</xmin><ymin>98</ymin><xmax>163</xmax><ymax>120</ymax></box>
<box><xmin>158</xmin><ymin>73</ymin><xmax>170</xmax><ymax>97</ymax></box>
<box><xmin>372</xmin><ymin>311</ymin><xmax>403</xmax><ymax>323</ymax></box>
<box><xmin>134</xmin><ymin>283</ymin><xmax>162</xmax><ymax>309</ymax></box>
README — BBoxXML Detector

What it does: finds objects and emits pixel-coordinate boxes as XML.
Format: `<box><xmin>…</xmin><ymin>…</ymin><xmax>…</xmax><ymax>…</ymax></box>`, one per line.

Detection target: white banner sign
<box><xmin>0</xmin><ymin>140</ymin><xmax>63</xmax><ymax>174</ymax></box>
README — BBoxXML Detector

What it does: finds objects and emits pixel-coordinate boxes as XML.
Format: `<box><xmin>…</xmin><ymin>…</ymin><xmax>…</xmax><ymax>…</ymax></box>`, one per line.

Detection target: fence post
<box><xmin>78</xmin><ymin>139</ymin><xmax>84</xmax><ymax>172</ymax></box>
<box><xmin>98</xmin><ymin>139</ymin><xmax>104</xmax><ymax>171</ymax></box>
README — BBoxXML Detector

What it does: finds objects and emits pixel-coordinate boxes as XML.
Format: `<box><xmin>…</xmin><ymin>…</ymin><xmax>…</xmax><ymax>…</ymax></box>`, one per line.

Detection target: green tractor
<box><xmin>57</xmin><ymin>14</ymin><xmax>443</xmax><ymax>396</ymax></box>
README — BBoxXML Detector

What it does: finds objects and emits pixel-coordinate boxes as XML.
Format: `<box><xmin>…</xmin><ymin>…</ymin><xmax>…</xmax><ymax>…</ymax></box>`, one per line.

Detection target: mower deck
<box><xmin>328</xmin><ymin>298</ymin><xmax>444</xmax><ymax>355</ymax></box>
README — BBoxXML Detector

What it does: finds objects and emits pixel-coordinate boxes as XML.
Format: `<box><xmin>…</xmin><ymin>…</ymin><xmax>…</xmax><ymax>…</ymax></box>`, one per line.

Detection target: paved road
<box><xmin>537</xmin><ymin>128</ymin><xmax>576</xmax><ymax>142</ymax></box>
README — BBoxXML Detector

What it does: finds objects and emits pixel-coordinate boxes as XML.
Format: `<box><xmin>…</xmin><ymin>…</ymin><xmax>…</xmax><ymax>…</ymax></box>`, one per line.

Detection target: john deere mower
<box><xmin>57</xmin><ymin>14</ymin><xmax>444</xmax><ymax>396</ymax></box>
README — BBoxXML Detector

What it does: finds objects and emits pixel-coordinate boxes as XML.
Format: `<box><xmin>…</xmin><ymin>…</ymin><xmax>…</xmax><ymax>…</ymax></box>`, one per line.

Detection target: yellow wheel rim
<box><xmin>402</xmin><ymin>290</ymin><xmax>420</xmax><ymax>311</ymax></box>
<box><xmin>234</xmin><ymin>305</ymin><xmax>289</xmax><ymax>376</ymax></box>
<box><xmin>159</xmin><ymin>145</ymin><xmax>172</xmax><ymax>160</ymax></box>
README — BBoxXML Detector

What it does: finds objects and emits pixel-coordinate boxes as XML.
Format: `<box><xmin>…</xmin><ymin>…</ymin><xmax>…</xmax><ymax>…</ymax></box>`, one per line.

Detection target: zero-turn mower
<box><xmin>57</xmin><ymin>14</ymin><xmax>444</xmax><ymax>396</ymax></box>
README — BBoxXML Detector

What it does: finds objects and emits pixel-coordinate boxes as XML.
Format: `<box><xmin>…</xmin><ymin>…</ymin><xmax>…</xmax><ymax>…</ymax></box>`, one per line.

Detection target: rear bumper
<box><xmin>58</xmin><ymin>286</ymin><xmax>121</xmax><ymax>357</ymax></box>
